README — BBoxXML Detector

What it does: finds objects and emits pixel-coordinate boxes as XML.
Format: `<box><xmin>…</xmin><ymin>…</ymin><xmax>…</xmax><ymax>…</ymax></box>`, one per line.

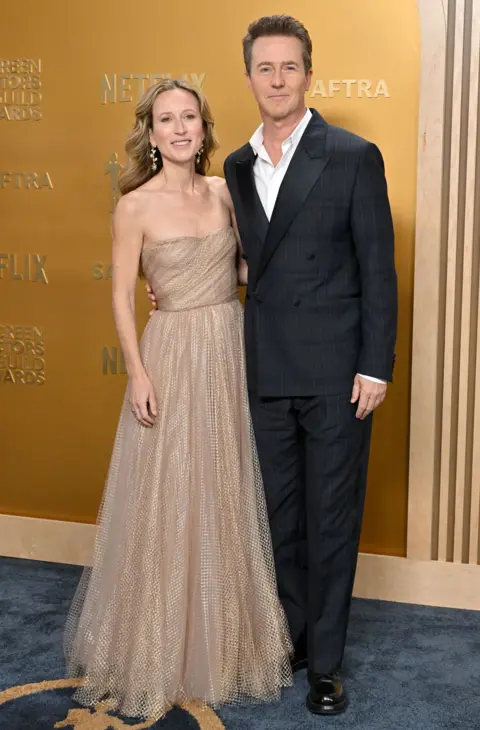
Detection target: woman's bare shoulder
<box><xmin>206</xmin><ymin>175</ymin><xmax>227</xmax><ymax>189</ymax></box>
<box><xmin>115</xmin><ymin>184</ymin><xmax>160</xmax><ymax>221</ymax></box>
<box><xmin>206</xmin><ymin>175</ymin><xmax>231</xmax><ymax>204</ymax></box>
<box><xmin>115</xmin><ymin>189</ymin><xmax>143</xmax><ymax>215</ymax></box>
<box><xmin>112</xmin><ymin>191</ymin><xmax>150</xmax><ymax>238</ymax></box>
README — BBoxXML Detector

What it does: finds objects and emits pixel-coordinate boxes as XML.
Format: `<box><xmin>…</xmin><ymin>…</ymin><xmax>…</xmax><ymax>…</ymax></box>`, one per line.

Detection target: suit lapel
<box><xmin>254</xmin><ymin>109</ymin><xmax>330</xmax><ymax>287</ymax></box>
<box><xmin>235</xmin><ymin>149</ymin><xmax>269</xmax><ymax>246</ymax></box>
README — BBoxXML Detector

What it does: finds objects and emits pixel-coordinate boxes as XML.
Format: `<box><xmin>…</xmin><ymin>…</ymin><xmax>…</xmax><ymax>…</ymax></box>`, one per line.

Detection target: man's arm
<box><xmin>351</xmin><ymin>142</ymin><xmax>397</xmax><ymax>383</ymax></box>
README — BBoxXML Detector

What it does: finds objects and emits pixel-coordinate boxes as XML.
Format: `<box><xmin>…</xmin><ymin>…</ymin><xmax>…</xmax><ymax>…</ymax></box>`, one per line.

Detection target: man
<box><xmin>222</xmin><ymin>15</ymin><xmax>397</xmax><ymax>716</ymax></box>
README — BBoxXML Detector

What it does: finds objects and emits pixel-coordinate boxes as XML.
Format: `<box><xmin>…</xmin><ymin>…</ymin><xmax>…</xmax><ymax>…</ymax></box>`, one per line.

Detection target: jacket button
<box><xmin>293</xmin><ymin>298</ymin><xmax>300</xmax><ymax>306</ymax></box>
<box><xmin>307</xmin><ymin>253</ymin><xmax>315</xmax><ymax>260</ymax></box>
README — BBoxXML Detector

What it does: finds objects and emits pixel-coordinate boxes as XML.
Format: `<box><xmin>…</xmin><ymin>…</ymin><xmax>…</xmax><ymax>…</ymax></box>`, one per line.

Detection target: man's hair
<box><xmin>242</xmin><ymin>15</ymin><xmax>313</xmax><ymax>75</ymax></box>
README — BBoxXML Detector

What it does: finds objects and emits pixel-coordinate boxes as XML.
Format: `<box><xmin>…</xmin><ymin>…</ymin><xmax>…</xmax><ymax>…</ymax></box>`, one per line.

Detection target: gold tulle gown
<box><xmin>64</xmin><ymin>226</ymin><xmax>293</xmax><ymax>720</ymax></box>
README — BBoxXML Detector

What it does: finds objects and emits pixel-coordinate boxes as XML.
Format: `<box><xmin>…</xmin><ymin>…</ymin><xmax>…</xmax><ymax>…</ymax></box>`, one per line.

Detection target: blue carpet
<box><xmin>0</xmin><ymin>556</ymin><xmax>479</xmax><ymax>729</ymax></box>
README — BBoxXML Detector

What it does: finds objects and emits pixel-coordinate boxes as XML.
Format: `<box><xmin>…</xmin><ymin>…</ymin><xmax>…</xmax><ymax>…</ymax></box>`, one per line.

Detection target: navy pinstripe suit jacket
<box><xmin>223</xmin><ymin>109</ymin><xmax>398</xmax><ymax>397</ymax></box>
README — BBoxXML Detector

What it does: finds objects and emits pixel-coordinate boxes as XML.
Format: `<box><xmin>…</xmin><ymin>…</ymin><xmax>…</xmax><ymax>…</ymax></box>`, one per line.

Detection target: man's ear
<box><xmin>305</xmin><ymin>68</ymin><xmax>313</xmax><ymax>93</ymax></box>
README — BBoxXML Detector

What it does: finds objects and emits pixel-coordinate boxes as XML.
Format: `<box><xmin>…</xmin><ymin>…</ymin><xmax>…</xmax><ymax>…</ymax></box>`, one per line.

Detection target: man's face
<box><xmin>247</xmin><ymin>35</ymin><xmax>312</xmax><ymax>122</ymax></box>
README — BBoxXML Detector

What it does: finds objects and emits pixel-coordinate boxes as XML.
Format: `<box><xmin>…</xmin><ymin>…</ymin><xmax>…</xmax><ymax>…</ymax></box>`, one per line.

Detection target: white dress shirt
<box><xmin>249</xmin><ymin>108</ymin><xmax>313</xmax><ymax>220</ymax></box>
<box><xmin>249</xmin><ymin>108</ymin><xmax>385</xmax><ymax>385</ymax></box>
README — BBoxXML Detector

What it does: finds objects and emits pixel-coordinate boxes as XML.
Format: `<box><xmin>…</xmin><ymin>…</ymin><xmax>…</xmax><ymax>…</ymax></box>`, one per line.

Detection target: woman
<box><xmin>64</xmin><ymin>78</ymin><xmax>292</xmax><ymax>720</ymax></box>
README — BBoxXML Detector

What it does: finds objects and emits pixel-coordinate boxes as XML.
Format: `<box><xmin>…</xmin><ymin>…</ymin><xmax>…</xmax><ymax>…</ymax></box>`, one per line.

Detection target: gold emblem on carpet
<box><xmin>0</xmin><ymin>679</ymin><xmax>226</xmax><ymax>729</ymax></box>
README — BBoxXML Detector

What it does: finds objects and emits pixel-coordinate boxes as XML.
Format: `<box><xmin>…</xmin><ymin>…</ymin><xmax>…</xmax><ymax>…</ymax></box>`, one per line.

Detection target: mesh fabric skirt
<box><xmin>64</xmin><ymin>299</ymin><xmax>293</xmax><ymax>720</ymax></box>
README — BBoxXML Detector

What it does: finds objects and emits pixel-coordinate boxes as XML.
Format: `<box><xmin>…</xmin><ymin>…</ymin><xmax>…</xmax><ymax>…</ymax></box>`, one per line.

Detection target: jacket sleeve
<box><xmin>350</xmin><ymin>142</ymin><xmax>398</xmax><ymax>382</ymax></box>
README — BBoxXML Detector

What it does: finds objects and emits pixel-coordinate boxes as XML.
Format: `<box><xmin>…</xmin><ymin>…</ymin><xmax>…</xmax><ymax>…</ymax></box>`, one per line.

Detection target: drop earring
<box><xmin>196</xmin><ymin>144</ymin><xmax>204</xmax><ymax>166</ymax></box>
<box><xmin>150</xmin><ymin>144</ymin><xmax>158</xmax><ymax>172</ymax></box>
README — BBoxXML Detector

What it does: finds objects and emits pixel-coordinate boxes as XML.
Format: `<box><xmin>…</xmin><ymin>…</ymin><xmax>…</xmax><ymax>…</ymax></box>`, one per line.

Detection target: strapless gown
<box><xmin>64</xmin><ymin>226</ymin><xmax>293</xmax><ymax>720</ymax></box>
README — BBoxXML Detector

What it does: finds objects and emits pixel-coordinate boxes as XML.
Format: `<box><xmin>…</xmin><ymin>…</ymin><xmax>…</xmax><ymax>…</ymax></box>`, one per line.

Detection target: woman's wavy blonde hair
<box><xmin>119</xmin><ymin>79</ymin><xmax>219</xmax><ymax>196</ymax></box>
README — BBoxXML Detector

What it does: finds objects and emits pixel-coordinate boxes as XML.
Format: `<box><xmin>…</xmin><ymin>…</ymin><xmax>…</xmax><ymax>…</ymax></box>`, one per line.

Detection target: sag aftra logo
<box><xmin>0</xmin><ymin>678</ymin><xmax>225</xmax><ymax>729</ymax></box>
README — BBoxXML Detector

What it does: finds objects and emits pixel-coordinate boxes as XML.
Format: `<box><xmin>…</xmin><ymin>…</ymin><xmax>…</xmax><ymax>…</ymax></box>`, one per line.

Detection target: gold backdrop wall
<box><xmin>0</xmin><ymin>1</ymin><xmax>419</xmax><ymax>557</ymax></box>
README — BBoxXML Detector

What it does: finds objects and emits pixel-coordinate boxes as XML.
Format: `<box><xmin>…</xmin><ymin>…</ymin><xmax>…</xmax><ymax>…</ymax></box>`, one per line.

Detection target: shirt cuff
<box><xmin>357</xmin><ymin>373</ymin><xmax>387</xmax><ymax>385</ymax></box>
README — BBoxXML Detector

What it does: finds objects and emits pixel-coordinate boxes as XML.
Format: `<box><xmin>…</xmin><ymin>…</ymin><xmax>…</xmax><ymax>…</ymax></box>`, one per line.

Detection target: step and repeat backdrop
<box><xmin>0</xmin><ymin>0</ymin><xmax>420</xmax><ymax>556</ymax></box>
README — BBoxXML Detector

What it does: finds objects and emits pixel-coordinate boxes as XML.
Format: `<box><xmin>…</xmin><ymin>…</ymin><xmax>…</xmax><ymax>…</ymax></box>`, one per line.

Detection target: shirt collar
<box><xmin>249</xmin><ymin>107</ymin><xmax>312</xmax><ymax>157</ymax></box>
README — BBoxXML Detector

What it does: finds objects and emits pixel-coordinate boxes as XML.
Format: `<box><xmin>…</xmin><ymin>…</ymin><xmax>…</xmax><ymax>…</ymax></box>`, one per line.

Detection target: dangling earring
<box><xmin>196</xmin><ymin>144</ymin><xmax>204</xmax><ymax>166</ymax></box>
<box><xmin>150</xmin><ymin>144</ymin><xmax>158</xmax><ymax>172</ymax></box>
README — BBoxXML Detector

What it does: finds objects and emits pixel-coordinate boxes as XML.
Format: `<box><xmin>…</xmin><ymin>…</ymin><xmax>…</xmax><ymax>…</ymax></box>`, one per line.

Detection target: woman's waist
<box><xmin>153</xmin><ymin>293</ymin><xmax>240</xmax><ymax>312</ymax></box>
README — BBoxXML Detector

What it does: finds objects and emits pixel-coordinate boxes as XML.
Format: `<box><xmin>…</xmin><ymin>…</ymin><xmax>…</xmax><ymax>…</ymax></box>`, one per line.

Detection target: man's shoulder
<box><xmin>324</xmin><ymin>120</ymin><xmax>373</xmax><ymax>155</ymax></box>
<box><xmin>224</xmin><ymin>143</ymin><xmax>252</xmax><ymax>168</ymax></box>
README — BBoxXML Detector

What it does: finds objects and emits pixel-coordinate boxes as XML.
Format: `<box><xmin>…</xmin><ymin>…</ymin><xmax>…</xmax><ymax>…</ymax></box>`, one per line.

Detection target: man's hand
<box><xmin>351</xmin><ymin>374</ymin><xmax>387</xmax><ymax>420</ymax></box>
<box><xmin>146</xmin><ymin>283</ymin><xmax>158</xmax><ymax>317</ymax></box>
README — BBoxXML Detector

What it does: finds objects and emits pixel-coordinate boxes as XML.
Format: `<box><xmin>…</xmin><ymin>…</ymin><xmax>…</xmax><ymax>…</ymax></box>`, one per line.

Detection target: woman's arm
<box><xmin>111</xmin><ymin>195</ymin><xmax>157</xmax><ymax>427</ymax></box>
<box><xmin>232</xmin><ymin>206</ymin><xmax>248</xmax><ymax>287</ymax></box>
<box><xmin>215</xmin><ymin>177</ymin><xmax>248</xmax><ymax>286</ymax></box>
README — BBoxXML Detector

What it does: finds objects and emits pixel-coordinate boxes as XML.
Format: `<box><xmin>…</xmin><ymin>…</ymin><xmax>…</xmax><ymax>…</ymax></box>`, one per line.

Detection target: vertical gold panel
<box><xmin>454</xmin><ymin>0</ymin><xmax>478</xmax><ymax>564</ymax></box>
<box><xmin>410</xmin><ymin>0</ymin><xmax>480</xmax><ymax>566</ymax></box>
<box><xmin>437</xmin><ymin>0</ymin><xmax>463</xmax><ymax>564</ymax></box>
<box><xmin>468</xmin><ymin>0</ymin><xmax>480</xmax><ymax>566</ymax></box>
<box><xmin>408</xmin><ymin>0</ymin><xmax>447</xmax><ymax>560</ymax></box>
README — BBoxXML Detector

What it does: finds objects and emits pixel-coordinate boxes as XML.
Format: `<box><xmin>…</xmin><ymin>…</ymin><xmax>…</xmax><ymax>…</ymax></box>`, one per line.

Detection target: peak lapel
<box><xmin>235</xmin><ymin>151</ymin><xmax>269</xmax><ymax>246</ymax></box>
<box><xmin>253</xmin><ymin>110</ymin><xmax>329</xmax><ymax>287</ymax></box>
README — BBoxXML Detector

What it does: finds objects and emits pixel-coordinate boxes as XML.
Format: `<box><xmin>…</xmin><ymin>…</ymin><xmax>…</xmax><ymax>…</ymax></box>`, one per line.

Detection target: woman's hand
<box><xmin>146</xmin><ymin>283</ymin><xmax>158</xmax><ymax>317</ymax></box>
<box><xmin>129</xmin><ymin>372</ymin><xmax>158</xmax><ymax>427</ymax></box>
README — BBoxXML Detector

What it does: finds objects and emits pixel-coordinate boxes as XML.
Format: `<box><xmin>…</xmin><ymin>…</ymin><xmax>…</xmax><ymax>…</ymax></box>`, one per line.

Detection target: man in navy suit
<box><xmin>223</xmin><ymin>15</ymin><xmax>397</xmax><ymax>715</ymax></box>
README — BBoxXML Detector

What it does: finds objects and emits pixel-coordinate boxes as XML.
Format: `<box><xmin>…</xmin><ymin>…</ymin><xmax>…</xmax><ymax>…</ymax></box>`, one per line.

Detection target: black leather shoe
<box><xmin>306</xmin><ymin>671</ymin><xmax>348</xmax><ymax>715</ymax></box>
<box><xmin>290</xmin><ymin>632</ymin><xmax>308</xmax><ymax>673</ymax></box>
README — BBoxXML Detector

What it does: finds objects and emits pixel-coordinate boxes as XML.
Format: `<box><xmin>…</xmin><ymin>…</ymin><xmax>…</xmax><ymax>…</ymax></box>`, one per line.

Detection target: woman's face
<box><xmin>149</xmin><ymin>88</ymin><xmax>204</xmax><ymax>167</ymax></box>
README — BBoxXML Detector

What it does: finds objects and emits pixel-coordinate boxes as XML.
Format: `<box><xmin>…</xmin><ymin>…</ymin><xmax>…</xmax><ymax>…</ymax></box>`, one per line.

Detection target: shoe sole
<box><xmin>306</xmin><ymin>693</ymin><xmax>349</xmax><ymax>715</ymax></box>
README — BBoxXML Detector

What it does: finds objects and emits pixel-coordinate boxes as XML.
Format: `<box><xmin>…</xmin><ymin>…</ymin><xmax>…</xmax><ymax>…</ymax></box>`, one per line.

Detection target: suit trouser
<box><xmin>248</xmin><ymin>391</ymin><xmax>373</xmax><ymax>674</ymax></box>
